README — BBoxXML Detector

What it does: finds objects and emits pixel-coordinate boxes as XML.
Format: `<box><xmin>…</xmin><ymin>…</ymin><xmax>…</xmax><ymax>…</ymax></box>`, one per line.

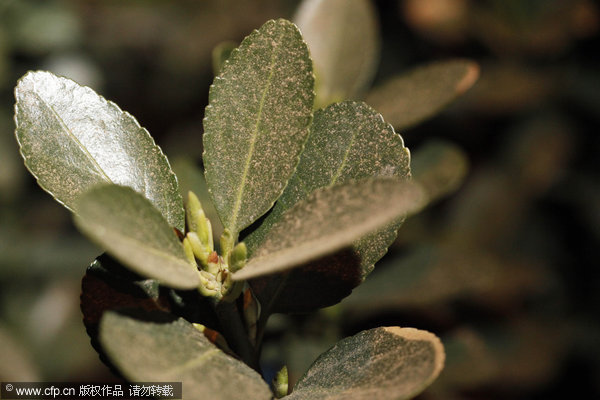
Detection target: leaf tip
<box><xmin>455</xmin><ymin>60</ymin><xmax>480</xmax><ymax>95</ymax></box>
<box><xmin>384</xmin><ymin>326</ymin><xmax>446</xmax><ymax>379</ymax></box>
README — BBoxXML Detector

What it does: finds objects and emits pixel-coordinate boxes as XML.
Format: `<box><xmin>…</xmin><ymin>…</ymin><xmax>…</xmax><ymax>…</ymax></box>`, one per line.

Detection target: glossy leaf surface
<box><xmin>14</xmin><ymin>71</ymin><xmax>184</xmax><ymax>230</ymax></box>
<box><xmin>73</xmin><ymin>184</ymin><xmax>199</xmax><ymax>289</ymax></box>
<box><xmin>203</xmin><ymin>19</ymin><xmax>314</xmax><ymax>236</ymax></box>
<box><xmin>288</xmin><ymin>327</ymin><xmax>445</xmax><ymax>400</ymax></box>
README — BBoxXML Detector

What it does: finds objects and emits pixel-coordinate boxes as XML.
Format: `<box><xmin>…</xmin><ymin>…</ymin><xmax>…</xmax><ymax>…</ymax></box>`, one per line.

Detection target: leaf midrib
<box><xmin>329</xmin><ymin>125</ymin><xmax>359</xmax><ymax>186</ymax></box>
<box><xmin>282</xmin><ymin>116</ymin><xmax>360</xmax><ymax>208</ymax></box>
<box><xmin>253</xmin><ymin>113</ymin><xmax>361</xmax><ymax>322</ymax></box>
<box><xmin>165</xmin><ymin>348</ymin><xmax>220</xmax><ymax>376</ymax></box>
<box><xmin>33</xmin><ymin>91</ymin><xmax>113</xmax><ymax>183</ymax></box>
<box><xmin>229</xmin><ymin>30</ymin><xmax>282</xmax><ymax>235</ymax></box>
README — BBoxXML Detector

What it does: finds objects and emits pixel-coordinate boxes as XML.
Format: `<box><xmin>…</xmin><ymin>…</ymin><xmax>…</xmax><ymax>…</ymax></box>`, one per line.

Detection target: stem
<box><xmin>214</xmin><ymin>300</ymin><xmax>260</xmax><ymax>372</ymax></box>
<box><xmin>255</xmin><ymin>270</ymin><xmax>291</xmax><ymax>347</ymax></box>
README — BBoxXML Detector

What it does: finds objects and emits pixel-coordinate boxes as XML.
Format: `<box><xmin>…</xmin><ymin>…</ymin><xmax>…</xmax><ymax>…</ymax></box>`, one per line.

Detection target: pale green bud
<box><xmin>182</xmin><ymin>237</ymin><xmax>197</xmax><ymax>266</ymax></box>
<box><xmin>206</xmin><ymin>262</ymin><xmax>220</xmax><ymax>275</ymax></box>
<box><xmin>229</xmin><ymin>242</ymin><xmax>247</xmax><ymax>273</ymax></box>
<box><xmin>197</xmin><ymin>271</ymin><xmax>219</xmax><ymax>298</ymax></box>
<box><xmin>196</xmin><ymin>209</ymin><xmax>210</xmax><ymax>247</ymax></box>
<box><xmin>220</xmin><ymin>229</ymin><xmax>234</xmax><ymax>258</ymax></box>
<box><xmin>187</xmin><ymin>232</ymin><xmax>209</xmax><ymax>266</ymax></box>
<box><xmin>216</xmin><ymin>269</ymin><xmax>225</xmax><ymax>283</ymax></box>
<box><xmin>221</xmin><ymin>270</ymin><xmax>243</xmax><ymax>302</ymax></box>
<box><xmin>198</xmin><ymin>270</ymin><xmax>212</xmax><ymax>286</ymax></box>
<box><xmin>198</xmin><ymin>284</ymin><xmax>218</xmax><ymax>298</ymax></box>
<box><xmin>200</xmin><ymin>270</ymin><xmax>218</xmax><ymax>289</ymax></box>
<box><xmin>206</xmin><ymin>218</ymin><xmax>214</xmax><ymax>251</ymax></box>
<box><xmin>186</xmin><ymin>191</ymin><xmax>203</xmax><ymax>233</ymax></box>
<box><xmin>271</xmin><ymin>365</ymin><xmax>288</xmax><ymax>398</ymax></box>
<box><xmin>222</xmin><ymin>281</ymin><xmax>244</xmax><ymax>303</ymax></box>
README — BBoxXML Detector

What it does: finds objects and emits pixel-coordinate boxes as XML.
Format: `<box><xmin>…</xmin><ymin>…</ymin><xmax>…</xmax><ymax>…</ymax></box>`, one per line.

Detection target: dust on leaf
<box><xmin>203</xmin><ymin>19</ymin><xmax>314</xmax><ymax>237</ymax></box>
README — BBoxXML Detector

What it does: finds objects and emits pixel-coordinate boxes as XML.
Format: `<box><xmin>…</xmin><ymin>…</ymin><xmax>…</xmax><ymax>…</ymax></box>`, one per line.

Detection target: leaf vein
<box><xmin>165</xmin><ymin>348</ymin><xmax>221</xmax><ymax>375</ymax></box>
<box><xmin>330</xmin><ymin>126</ymin><xmax>359</xmax><ymax>186</ymax></box>
<box><xmin>229</xmin><ymin>31</ymin><xmax>282</xmax><ymax>234</ymax></box>
<box><xmin>33</xmin><ymin>92</ymin><xmax>113</xmax><ymax>183</ymax></box>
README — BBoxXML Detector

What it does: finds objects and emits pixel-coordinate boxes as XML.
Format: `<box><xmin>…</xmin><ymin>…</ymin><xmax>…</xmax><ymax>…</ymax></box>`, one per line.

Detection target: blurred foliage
<box><xmin>0</xmin><ymin>0</ymin><xmax>599</xmax><ymax>398</ymax></box>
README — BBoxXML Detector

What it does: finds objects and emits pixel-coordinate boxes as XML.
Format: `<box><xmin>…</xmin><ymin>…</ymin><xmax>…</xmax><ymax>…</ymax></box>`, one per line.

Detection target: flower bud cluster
<box><xmin>183</xmin><ymin>191</ymin><xmax>247</xmax><ymax>302</ymax></box>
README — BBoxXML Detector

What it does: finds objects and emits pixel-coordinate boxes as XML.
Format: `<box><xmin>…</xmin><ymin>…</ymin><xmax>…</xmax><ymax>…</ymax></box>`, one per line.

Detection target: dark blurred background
<box><xmin>1</xmin><ymin>1</ymin><xmax>598</xmax><ymax>398</ymax></box>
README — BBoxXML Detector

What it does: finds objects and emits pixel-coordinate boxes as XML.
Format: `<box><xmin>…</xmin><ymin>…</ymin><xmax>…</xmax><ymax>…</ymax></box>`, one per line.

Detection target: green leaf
<box><xmin>73</xmin><ymin>184</ymin><xmax>199</xmax><ymax>289</ymax></box>
<box><xmin>81</xmin><ymin>254</ymin><xmax>222</xmax><ymax>374</ymax></box>
<box><xmin>81</xmin><ymin>254</ymin><xmax>167</xmax><ymax>337</ymax></box>
<box><xmin>234</xmin><ymin>177</ymin><xmax>424</xmax><ymax>281</ymax></box>
<box><xmin>365</xmin><ymin>59</ymin><xmax>480</xmax><ymax>130</ymax></box>
<box><xmin>100</xmin><ymin>311</ymin><xmax>272</xmax><ymax>400</ymax></box>
<box><xmin>244</xmin><ymin>101</ymin><xmax>410</xmax><ymax>312</ymax></box>
<box><xmin>287</xmin><ymin>327</ymin><xmax>445</xmax><ymax>400</ymax></box>
<box><xmin>248</xmin><ymin>249</ymin><xmax>363</xmax><ymax>314</ymax></box>
<box><xmin>411</xmin><ymin>139</ymin><xmax>469</xmax><ymax>203</ymax></box>
<box><xmin>14</xmin><ymin>71</ymin><xmax>184</xmax><ymax>230</ymax></box>
<box><xmin>294</xmin><ymin>0</ymin><xmax>380</xmax><ymax>108</ymax></box>
<box><xmin>80</xmin><ymin>254</ymin><xmax>170</xmax><ymax>374</ymax></box>
<box><xmin>203</xmin><ymin>19</ymin><xmax>314</xmax><ymax>236</ymax></box>
<box><xmin>246</xmin><ymin>101</ymin><xmax>410</xmax><ymax>265</ymax></box>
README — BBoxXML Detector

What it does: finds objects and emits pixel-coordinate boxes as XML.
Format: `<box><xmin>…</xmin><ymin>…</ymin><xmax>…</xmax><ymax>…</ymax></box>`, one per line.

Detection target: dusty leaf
<box><xmin>246</xmin><ymin>101</ymin><xmax>410</xmax><ymax>269</ymax></box>
<box><xmin>411</xmin><ymin>139</ymin><xmax>469</xmax><ymax>203</ymax></box>
<box><xmin>203</xmin><ymin>19</ymin><xmax>314</xmax><ymax>236</ymax></box>
<box><xmin>287</xmin><ymin>327</ymin><xmax>445</xmax><ymax>400</ymax></box>
<box><xmin>14</xmin><ymin>71</ymin><xmax>184</xmax><ymax>230</ymax></box>
<box><xmin>295</xmin><ymin>0</ymin><xmax>379</xmax><ymax>108</ymax></box>
<box><xmin>366</xmin><ymin>59</ymin><xmax>479</xmax><ymax>130</ymax></box>
<box><xmin>244</xmin><ymin>101</ymin><xmax>410</xmax><ymax>312</ymax></box>
<box><xmin>248</xmin><ymin>248</ymin><xmax>363</xmax><ymax>314</ymax></box>
<box><xmin>100</xmin><ymin>311</ymin><xmax>272</xmax><ymax>400</ymax></box>
<box><xmin>73</xmin><ymin>184</ymin><xmax>200</xmax><ymax>289</ymax></box>
<box><xmin>234</xmin><ymin>177</ymin><xmax>425</xmax><ymax>281</ymax></box>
